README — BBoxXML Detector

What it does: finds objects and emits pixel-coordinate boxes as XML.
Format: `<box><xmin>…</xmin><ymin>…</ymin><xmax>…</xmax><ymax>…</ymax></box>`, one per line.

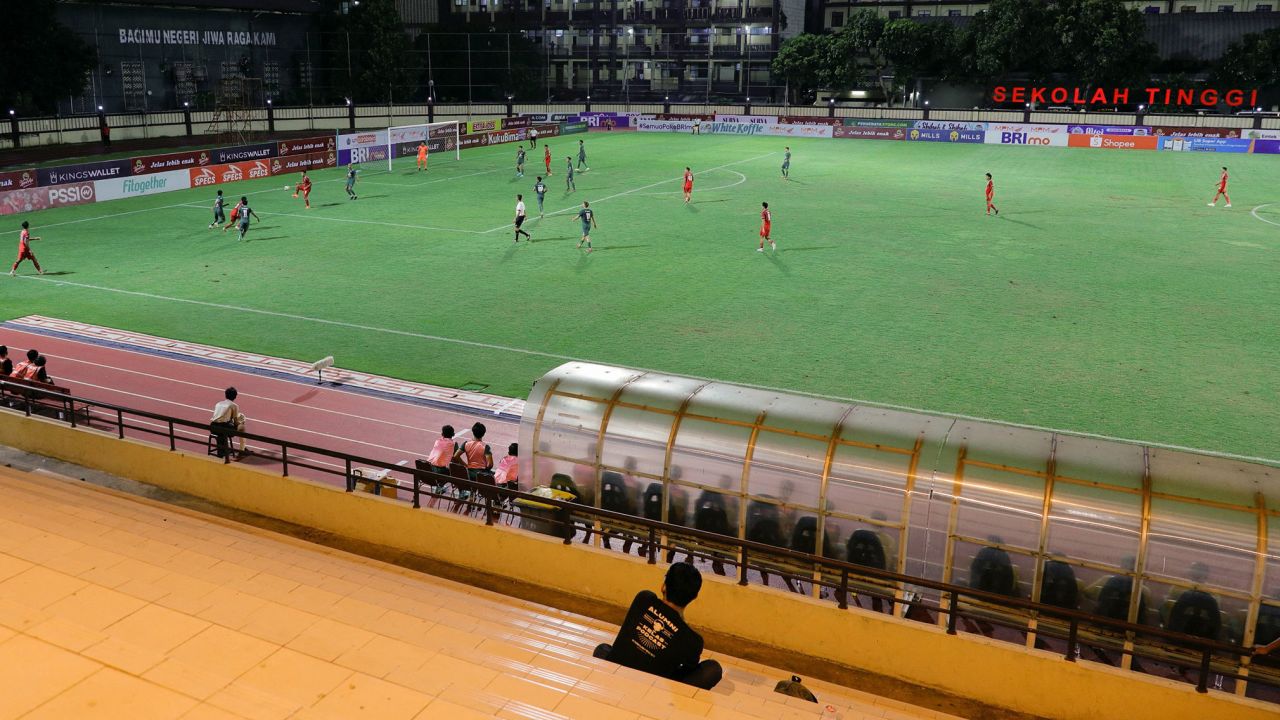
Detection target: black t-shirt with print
<box><xmin>606</xmin><ymin>590</ymin><xmax>704</xmax><ymax>680</ymax></box>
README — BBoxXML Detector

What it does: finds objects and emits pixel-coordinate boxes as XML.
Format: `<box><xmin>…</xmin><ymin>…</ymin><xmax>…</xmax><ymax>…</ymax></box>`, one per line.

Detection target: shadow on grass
<box><xmin>766</xmin><ymin>251</ymin><xmax>790</xmax><ymax>275</ymax></box>
<box><xmin>243</xmin><ymin>236</ymin><xmax>286</xmax><ymax>243</ymax></box>
<box><xmin>37</xmin><ymin>271</ymin><xmax>75</xmax><ymax>277</ymax></box>
<box><xmin>780</xmin><ymin>245</ymin><xmax>838</xmax><ymax>253</ymax></box>
<box><xmin>997</xmin><ymin>216</ymin><xmax>1043</xmax><ymax>231</ymax></box>
<box><xmin>593</xmin><ymin>245</ymin><xmax>649</xmax><ymax>252</ymax></box>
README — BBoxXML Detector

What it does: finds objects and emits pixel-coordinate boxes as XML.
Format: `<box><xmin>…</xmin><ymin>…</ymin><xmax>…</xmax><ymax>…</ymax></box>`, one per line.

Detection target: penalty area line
<box><xmin>15</xmin><ymin>273</ymin><xmax>1278</xmax><ymax>469</ymax></box>
<box><xmin>1250</xmin><ymin>203</ymin><xmax>1280</xmax><ymax>228</ymax></box>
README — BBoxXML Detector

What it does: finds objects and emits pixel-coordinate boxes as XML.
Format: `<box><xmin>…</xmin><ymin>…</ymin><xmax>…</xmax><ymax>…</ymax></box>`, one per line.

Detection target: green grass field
<box><xmin>3</xmin><ymin>131</ymin><xmax>1279</xmax><ymax>461</ymax></box>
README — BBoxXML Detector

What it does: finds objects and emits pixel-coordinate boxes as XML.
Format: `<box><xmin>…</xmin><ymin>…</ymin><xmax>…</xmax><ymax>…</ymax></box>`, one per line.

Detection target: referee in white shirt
<box><xmin>210</xmin><ymin>387</ymin><xmax>246</xmax><ymax>459</ymax></box>
<box><xmin>513</xmin><ymin>194</ymin><xmax>531</xmax><ymax>243</ymax></box>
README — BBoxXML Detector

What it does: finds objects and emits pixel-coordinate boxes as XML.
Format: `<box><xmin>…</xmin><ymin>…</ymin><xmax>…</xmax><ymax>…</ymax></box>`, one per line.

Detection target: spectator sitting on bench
<box><xmin>494</xmin><ymin>443</ymin><xmax>519</xmax><ymax>492</ymax></box>
<box><xmin>594</xmin><ymin>562</ymin><xmax>724</xmax><ymax>690</ymax></box>
<box><xmin>32</xmin><ymin>356</ymin><xmax>52</xmax><ymax>385</ymax></box>
<box><xmin>453</xmin><ymin>422</ymin><xmax>494</xmax><ymax>480</ymax></box>
<box><xmin>13</xmin><ymin>348</ymin><xmax>37</xmax><ymax>379</ymax></box>
<box><xmin>210</xmin><ymin>387</ymin><xmax>247</xmax><ymax>458</ymax></box>
<box><xmin>0</xmin><ymin>345</ymin><xmax>11</xmax><ymax>377</ymax></box>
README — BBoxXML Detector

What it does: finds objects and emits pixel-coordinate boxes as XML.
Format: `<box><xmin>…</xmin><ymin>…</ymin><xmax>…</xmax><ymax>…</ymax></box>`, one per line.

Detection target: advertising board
<box><xmin>0</xmin><ymin>182</ymin><xmax>96</xmax><ymax>216</ymax></box>
<box><xmin>1066</xmin><ymin>125</ymin><xmax>1150</xmax><ymax>136</ymax></box>
<box><xmin>269</xmin><ymin>151</ymin><xmax>338</xmax><ymax>175</ymax></box>
<box><xmin>912</xmin><ymin>120</ymin><xmax>987</xmax><ymax>132</ymax></box>
<box><xmin>907</xmin><ymin>128</ymin><xmax>984</xmax><ymax>143</ymax></box>
<box><xmin>130</xmin><ymin>149</ymin><xmax>212</xmax><ymax>175</ymax></box>
<box><xmin>38</xmin><ymin>158</ymin><xmax>132</xmax><ymax>187</ymax></box>
<box><xmin>1158</xmin><ymin>137</ymin><xmax>1251</xmax><ymax>153</ymax></box>
<box><xmin>211</xmin><ymin>142</ymin><xmax>276</xmax><ymax>164</ymax></box>
<box><xmin>984</xmin><ymin>124</ymin><xmax>1068</xmax><ymax>147</ymax></box>
<box><xmin>94</xmin><ymin>169</ymin><xmax>191</xmax><ymax>201</ymax></box>
<box><xmin>834</xmin><ymin>126</ymin><xmax>906</xmax><ymax>140</ymax></box>
<box><xmin>1252</xmin><ymin>139</ymin><xmax>1280</xmax><ymax>154</ymax></box>
<box><xmin>1150</xmin><ymin>127</ymin><xmax>1240</xmax><ymax>138</ymax></box>
<box><xmin>0</xmin><ymin>169</ymin><xmax>39</xmax><ymax>192</ymax></box>
<box><xmin>714</xmin><ymin>114</ymin><xmax>778</xmax><ymax>124</ymax></box>
<box><xmin>1066</xmin><ymin>134</ymin><xmax>1158</xmax><ymax>150</ymax></box>
<box><xmin>843</xmin><ymin>119</ymin><xmax>913</xmax><ymax>128</ymax></box>
<box><xmin>277</xmin><ymin>135</ymin><xmax>336</xmax><ymax>156</ymax></box>
<box><xmin>187</xmin><ymin>160</ymin><xmax>272</xmax><ymax>188</ymax></box>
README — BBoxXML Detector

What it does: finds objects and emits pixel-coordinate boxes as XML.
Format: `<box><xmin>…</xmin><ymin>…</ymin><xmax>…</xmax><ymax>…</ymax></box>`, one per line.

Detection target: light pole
<box><xmin>625</xmin><ymin>28</ymin><xmax>633</xmax><ymax>107</ymax></box>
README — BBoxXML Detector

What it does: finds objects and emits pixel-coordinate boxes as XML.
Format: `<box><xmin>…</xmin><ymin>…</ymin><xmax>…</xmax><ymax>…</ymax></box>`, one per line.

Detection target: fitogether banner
<box><xmin>94</xmin><ymin>169</ymin><xmax>191</xmax><ymax>202</ymax></box>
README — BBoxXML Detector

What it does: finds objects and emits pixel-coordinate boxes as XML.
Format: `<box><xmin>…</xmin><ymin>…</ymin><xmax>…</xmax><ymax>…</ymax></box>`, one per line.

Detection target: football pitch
<box><xmin>3</xmin><ymin>131</ymin><xmax>1279</xmax><ymax>461</ymax></box>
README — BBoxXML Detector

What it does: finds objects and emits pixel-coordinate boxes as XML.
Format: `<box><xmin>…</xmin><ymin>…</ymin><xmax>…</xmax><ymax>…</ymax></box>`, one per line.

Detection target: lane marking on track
<box><xmin>14</xmin><ymin>273</ymin><xmax>1280</xmax><ymax>469</ymax></box>
<box><xmin>480</xmin><ymin>152</ymin><xmax>775</xmax><ymax>233</ymax></box>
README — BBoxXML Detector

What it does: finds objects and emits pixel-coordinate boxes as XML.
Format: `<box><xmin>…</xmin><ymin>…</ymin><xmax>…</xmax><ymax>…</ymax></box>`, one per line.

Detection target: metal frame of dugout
<box><xmin>519</xmin><ymin>362</ymin><xmax>1280</xmax><ymax>697</ymax></box>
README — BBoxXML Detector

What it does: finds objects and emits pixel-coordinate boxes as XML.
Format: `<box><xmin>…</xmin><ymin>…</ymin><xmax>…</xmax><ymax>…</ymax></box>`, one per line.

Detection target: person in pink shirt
<box><xmin>426</xmin><ymin>425</ymin><xmax>457</xmax><ymax>473</ymax></box>
<box><xmin>494</xmin><ymin>443</ymin><xmax>519</xmax><ymax>492</ymax></box>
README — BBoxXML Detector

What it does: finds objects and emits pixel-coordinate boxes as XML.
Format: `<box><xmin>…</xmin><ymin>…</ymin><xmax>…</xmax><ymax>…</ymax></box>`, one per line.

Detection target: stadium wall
<box><xmin>0</xmin><ymin>409</ymin><xmax>1274</xmax><ymax>720</ymax></box>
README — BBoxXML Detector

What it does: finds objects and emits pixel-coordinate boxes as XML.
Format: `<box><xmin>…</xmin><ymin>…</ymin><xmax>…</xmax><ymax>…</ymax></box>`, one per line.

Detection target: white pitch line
<box><xmin>635</xmin><ymin>170</ymin><xmax>747</xmax><ymax>197</ymax></box>
<box><xmin>14</xmin><ymin>273</ymin><xmax>1280</xmax><ymax>468</ymax></box>
<box><xmin>264</xmin><ymin>211</ymin><xmax>485</xmax><ymax>235</ymax></box>
<box><xmin>1250</xmin><ymin>203</ymin><xmax>1280</xmax><ymax>228</ymax></box>
<box><xmin>480</xmin><ymin>153</ymin><xmax>775</xmax><ymax>233</ymax></box>
<box><xmin>14</xmin><ymin>274</ymin><xmax>579</xmax><ymax>362</ymax></box>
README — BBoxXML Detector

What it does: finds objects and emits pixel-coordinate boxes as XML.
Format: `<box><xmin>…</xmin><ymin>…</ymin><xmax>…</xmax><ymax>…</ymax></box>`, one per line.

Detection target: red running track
<box><xmin>2</xmin><ymin>328</ymin><xmax>519</xmax><ymax>488</ymax></box>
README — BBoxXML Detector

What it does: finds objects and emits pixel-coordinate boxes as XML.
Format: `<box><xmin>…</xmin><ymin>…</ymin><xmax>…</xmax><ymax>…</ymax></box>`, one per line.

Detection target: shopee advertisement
<box><xmin>1067</xmin><ymin>134</ymin><xmax>1158</xmax><ymax>150</ymax></box>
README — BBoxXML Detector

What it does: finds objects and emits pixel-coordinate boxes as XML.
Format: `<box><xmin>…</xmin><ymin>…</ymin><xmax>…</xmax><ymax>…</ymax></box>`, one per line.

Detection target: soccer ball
<box><xmin>284</xmin><ymin>184</ymin><xmax>291</xmax><ymax>190</ymax></box>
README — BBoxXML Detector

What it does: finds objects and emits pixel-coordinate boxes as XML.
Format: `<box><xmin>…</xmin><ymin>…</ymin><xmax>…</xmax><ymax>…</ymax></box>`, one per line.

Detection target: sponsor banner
<box><xmin>578</xmin><ymin>112</ymin><xmax>634</xmax><ymax>129</ymax></box>
<box><xmin>1066</xmin><ymin>125</ymin><xmax>1150</xmax><ymax>136</ymax></box>
<box><xmin>277</xmin><ymin>135</ymin><xmax>336</xmax><ymax>156</ymax></box>
<box><xmin>188</xmin><ymin>159</ymin><xmax>272</xmax><ymax>188</ymax></box>
<box><xmin>843</xmin><ymin>119</ymin><xmax>913</xmax><ymax>128</ymax></box>
<box><xmin>457</xmin><ymin>127</ymin><xmax>528</xmax><ymax>150</ymax></box>
<box><xmin>1158</xmin><ymin>136</ymin><xmax>1252</xmax><ymax>153</ymax></box>
<box><xmin>715</xmin><ymin>114</ymin><xmax>778</xmax><ymax>125</ymax></box>
<box><xmin>38</xmin><ymin>158</ymin><xmax>132</xmax><ymax>187</ymax></box>
<box><xmin>1243</xmin><ymin>129</ymin><xmax>1280</xmax><ymax>140</ymax></box>
<box><xmin>1252</xmin><ymin>139</ymin><xmax>1280</xmax><ymax>154</ymax></box>
<box><xmin>211</xmin><ymin>142</ymin><xmax>276</xmax><ymax>164</ymax></box>
<box><xmin>94</xmin><ymin>168</ymin><xmax>191</xmax><ymax>201</ymax></box>
<box><xmin>834</xmin><ymin>125</ymin><xmax>906</xmax><ymax>139</ymax></box>
<box><xmin>638</xmin><ymin>118</ymin><xmax>694</xmax><ymax>132</ymax></box>
<box><xmin>912</xmin><ymin>120</ymin><xmax>988</xmax><ymax>132</ymax></box>
<box><xmin>269</xmin><ymin>151</ymin><xmax>338</xmax><ymax>175</ymax></box>
<box><xmin>559</xmin><ymin>121</ymin><xmax>589</xmax><ymax>135</ymax></box>
<box><xmin>389</xmin><ymin>126</ymin><xmax>429</xmax><ymax>145</ymax></box>
<box><xmin>503</xmin><ymin>116</ymin><xmax>532</xmax><ymax>129</ymax></box>
<box><xmin>0</xmin><ymin>169</ymin><xmax>39</xmax><ymax>192</ymax></box>
<box><xmin>337</xmin><ymin>130</ymin><xmax>388</xmax><ymax>151</ymax></box>
<box><xmin>907</xmin><ymin>128</ymin><xmax>985</xmax><ymax>143</ymax></box>
<box><xmin>1150</xmin><ymin>126</ymin><xmax>1240</xmax><ymax>139</ymax></box>
<box><xmin>532</xmin><ymin>123</ymin><xmax>561</xmax><ymax>139</ymax></box>
<box><xmin>130</xmin><ymin>149</ymin><xmax>212</xmax><ymax>175</ymax></box>
<box><xmin>988</xmin><ymin>123</ymin><xmax>1067</xmax><ymax>135</ymax></box>
<box><xmin>698</xmin><ymin>121</ymin><xmax>833</xmax><ymax>138</ymax></box>
<box><xmin>464</xmin><ymin>118</ymin><xmax>503</xmax><ymax>134</ymax></box>
<box><xmin>1067</xmin><ymin>134</ymin><xmax>1158</xmax><ymax>150</ymax></box>
<box><xmin>0</xmin><ymin>182</ymin><xmax>96</xmax><ymax>216</ymax></box>
<box><xmin>778</xmin><ymin>116</ymin><xmax>843</xmax><ymax>126</ymax></box>
<box><xmin>390</xmin><ymin>135</ymin><xmax>456</xmax><ymax>160</ymax></box>
<box><xmin>655</xmin><ymin>113</ymin><xmax>713</xmax><ymax>121</ymax></box>
<box><xmin>984</xmin><ymin>128</ymin><xmax>1068</xmax><ymax>147</ymax></box>
<box><xmin>338</xmin><ymin>146</ymin><xmax>389</xmax><ymax>165</ymax></box>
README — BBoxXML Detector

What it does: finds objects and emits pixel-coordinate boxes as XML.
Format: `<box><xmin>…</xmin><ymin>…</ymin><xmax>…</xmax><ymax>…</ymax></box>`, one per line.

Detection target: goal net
<box><xmin>385</xmin><ymin>120</ymin><xmax>461</xmax><ymax>173</ymax></box>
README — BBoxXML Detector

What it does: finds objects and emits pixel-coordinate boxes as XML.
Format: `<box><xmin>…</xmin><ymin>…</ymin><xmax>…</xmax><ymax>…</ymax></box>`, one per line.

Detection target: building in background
<box><xmin>446</xmin><ymin>0</ymin><xmax>801</xmax><ymax>102</ymax></box>
<box><xmin>817</xmin><ymin>0</ymin><xmax>1277</xmax><ymax>27</ymax></box>
<box><xmin>56</xmin><ymin>0</ymin><xmax>322</xmax><ymax>114</ymax></box>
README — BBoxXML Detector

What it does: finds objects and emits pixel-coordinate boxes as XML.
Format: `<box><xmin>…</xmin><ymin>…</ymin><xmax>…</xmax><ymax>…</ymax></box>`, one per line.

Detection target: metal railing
<box><xmin>0</xmin><ymin>377</ymin><xmax>1272</xmax><ymax>698</ymax></box>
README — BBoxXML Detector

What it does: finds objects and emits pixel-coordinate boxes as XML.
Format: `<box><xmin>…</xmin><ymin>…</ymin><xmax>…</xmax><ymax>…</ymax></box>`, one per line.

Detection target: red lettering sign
<box><xmin>994</xmin><ymin>85</ymin><xmax>1257</xmax><ymax>108</ymax></box>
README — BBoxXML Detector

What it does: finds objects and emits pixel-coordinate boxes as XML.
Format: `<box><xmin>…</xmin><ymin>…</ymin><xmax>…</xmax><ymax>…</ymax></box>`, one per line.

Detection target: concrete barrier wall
<box><xmin>0</xmin><ymin>410</ymin><xmax>1272</xmax><ymax>720</ymax></box>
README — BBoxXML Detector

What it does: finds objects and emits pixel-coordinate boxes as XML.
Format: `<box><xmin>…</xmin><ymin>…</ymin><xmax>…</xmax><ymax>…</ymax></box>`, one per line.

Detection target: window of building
<box><xmin>1257</xmin><ymin>2</ymin><xmax>1272</xmax><ymax>8</ymax></box>
<box><xmin>1180</xmin><ymin>4</ymin><xmax>1197</xmax><ymax>10</ymax></box>
<box><xmin>1218</xmin><ymin>3</ymin><xmax>1233</xmax><ymax>10</ymax></box>
<box><xmin>1144</xmin><ymin>5</ymin><xmax>1161</xmax><ymax>11</ymax></box>
<box><xmin>916</xmin><ymin>9</ymin><xmax>930</xmax><ymax>16</ymax></box>
<box><xmin>831</xmin><ymin>10</ymin><xmax>844</xmax><ymax>26</ymax></box>
<box><xmin>948</xmin><ymin>9</ymin><xmax>962</xmax><ymax>16</ymax></box>
<box><xmin>888</xmin><ymin>10</ymin><xmax>901</xmax><ymax>19</ymax></box>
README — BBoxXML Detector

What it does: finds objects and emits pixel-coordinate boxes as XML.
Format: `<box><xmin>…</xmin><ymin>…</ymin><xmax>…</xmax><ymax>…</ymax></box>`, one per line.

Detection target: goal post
<box><xmin>385</xmin><ymin>120</ymin><xmax>461</xmax><ymax>173</ymax></box>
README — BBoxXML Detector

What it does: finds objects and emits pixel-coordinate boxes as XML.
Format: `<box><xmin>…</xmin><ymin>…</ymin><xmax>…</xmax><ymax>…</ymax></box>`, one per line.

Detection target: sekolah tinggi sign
<box><xmin>992</xmin><ymin>86</ymin><xmax>1260</xmax><ymax>108</ymax></box>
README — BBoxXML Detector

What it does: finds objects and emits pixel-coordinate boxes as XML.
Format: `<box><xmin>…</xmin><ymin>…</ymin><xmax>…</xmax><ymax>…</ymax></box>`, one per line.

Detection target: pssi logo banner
<box><xmin>0</xmin><ymin>183</ymin><xmax>95</xmax><ymax>216</ymax></box>
<box><xmin>1067</xmin><ymin>134</ymin><xmax>1158</xmax><ymax>150</ymax></box>
<box><xmin>908</xmin><ymin>128</ymin><xmax>983</xmax><ymax>143</ymax></box>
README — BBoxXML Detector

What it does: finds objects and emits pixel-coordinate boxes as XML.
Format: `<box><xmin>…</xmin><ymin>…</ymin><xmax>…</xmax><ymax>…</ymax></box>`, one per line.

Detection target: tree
<box><xmin>965</xmin><ymin>0</ymin><xmax>1058</xmax><ymax>84</ymax></box>
<box><xmin>879</xmin><ymin>19</ymin><xmax>959</xmax><ymax>96</ymax></box>
<box><xmin>348</xmin><ymin>0</ymin><xmax>413</xmax><ymax>103</ymax></box>
<box><xmin>1053</xmin><ymin>0</ymin><xmax>1156</xmax><ymax>89</ymax></box>
<box><xmin>1213</xmin><ymin>27</ymin><xmax>1280</xmax><ymax>88</ymax></box>
<box><xmin>772</xmin><ymin>34</ymin><xmax>828</xmax><ymax>103</ymax></box>
<box><xmin>0</xmin><ymin>0</ymin><xmax>95</xmax><ymax>113</ymax></box>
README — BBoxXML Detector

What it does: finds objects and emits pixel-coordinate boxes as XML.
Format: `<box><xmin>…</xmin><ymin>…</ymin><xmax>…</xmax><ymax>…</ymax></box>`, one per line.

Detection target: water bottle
<box><xmin>819</xmin><ymin>704</ymin><xmax>841</xmax><ymax>719</ymax></box>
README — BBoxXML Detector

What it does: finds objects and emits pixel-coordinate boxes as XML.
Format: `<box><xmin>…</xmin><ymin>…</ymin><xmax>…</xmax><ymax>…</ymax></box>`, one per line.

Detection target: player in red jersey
<box><xmin>757</xmin><ymin>202</ymin><xmax>774</xmax><ymax>252</ymax></box>
<box><xmin>1208</xmin><ymin>166</ymin><xmax>1231</xmax><ymax>208</ymax></box>
<box><xmin>293</xmin><ymin>170</ymin><xmax>313</xmax><ymax>209</ymax></box>
<box><xmin>985</xmin><ymin>173</ymin><xmax>999</xmax><ymax>216</ymax></box>
<box><xmin>9</xmin><ymin>221</ymin><xmax>44</xmax><ymax>276</ymax></box>
<box><xmin>544</xmin><ymin>145</ymin><xmax>553</xmax><ymax>176</ymax></box>
<box><xmin>682</xmin><ymin>167</ymin><xmax>694</xmax><ymax>204</ymax></box>
<box><xmin>222</xmin><ymin>198</ymin><xmax>245</xmax><ymax>231</ymax></box>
